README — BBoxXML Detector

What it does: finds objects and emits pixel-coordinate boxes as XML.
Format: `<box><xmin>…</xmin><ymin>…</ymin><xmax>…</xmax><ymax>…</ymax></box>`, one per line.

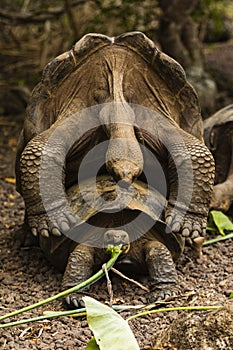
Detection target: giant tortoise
<box><xmin>41</xmin><ymin>174</ymin><xmax>184</xmax><ymax>307</ymax></box>
<box><xmin>204</xmin><ymin>104</ymin><xmax>233</xmax><ymax>212</ymax></box>
<box><xmin>15</xmin><ymin>32</ymin><xmax>215</xmax><ymax>306</ymax></box>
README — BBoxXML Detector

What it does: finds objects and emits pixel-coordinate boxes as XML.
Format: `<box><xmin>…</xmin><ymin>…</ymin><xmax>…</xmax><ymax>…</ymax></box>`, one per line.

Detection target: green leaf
<box><xmin>83</xmin><ymin>296</ymin><xmax>140</xmax><ymax>350</ymax></box>
<box><xmin>207</xmin><ymin>210</ymin><xmax>233</xmax><ymax>235</ymax></box>
<box><xmin>86</xmin><ymin>337</ymin><xmax>100</xmax><ymax>349</ymax></box>
<box><xmin>229</xmin><ymin>292</ymin><xmax>233</xmax><ymax>299</ymax></box>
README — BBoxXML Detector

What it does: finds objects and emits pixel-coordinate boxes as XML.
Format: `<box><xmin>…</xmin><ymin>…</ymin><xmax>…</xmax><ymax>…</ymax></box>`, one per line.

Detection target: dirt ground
<box><xmin>0</xmin><ymin>112</ymin><xmax>232</xmax><ymax>350</ymax></box>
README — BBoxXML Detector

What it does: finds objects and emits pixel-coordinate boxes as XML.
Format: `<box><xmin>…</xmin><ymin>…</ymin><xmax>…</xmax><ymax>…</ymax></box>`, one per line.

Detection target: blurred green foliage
<box><xmin>193</xmin><ymin>0</ymin><xmax>233</xmax><ymax>42</ymax></box>
<box><xmin>0</xmin><ymin>0</ymin><xmax>232</xmax><ymax>112</ymax></box>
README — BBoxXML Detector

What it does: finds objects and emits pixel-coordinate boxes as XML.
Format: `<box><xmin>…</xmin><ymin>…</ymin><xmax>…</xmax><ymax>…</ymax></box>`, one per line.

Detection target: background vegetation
<box><xmin>0</xmin><ymin>0</ymin><xmax>233</xmax><ymax>115</ymax></box>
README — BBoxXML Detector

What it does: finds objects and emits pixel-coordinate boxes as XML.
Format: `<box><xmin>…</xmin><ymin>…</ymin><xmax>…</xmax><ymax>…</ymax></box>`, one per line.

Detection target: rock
<box><xmin>153</xmin><ymin>305</ymin><xmax>233</xmax><ymax>350</ymax></box>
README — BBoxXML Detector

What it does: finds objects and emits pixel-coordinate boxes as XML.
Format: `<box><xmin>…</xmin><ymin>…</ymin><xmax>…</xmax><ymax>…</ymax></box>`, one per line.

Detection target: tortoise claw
<box><xmin>165</xmin><ymin>207</ymin><xmax>206</xmax><ymax>243</ymax></box>
<box><xmin>31</xmin><ymin>227</ymin><xmax>38</xmax><ymax>237</ymax></box>
<box><xmin>64</xmin><ymin>293</ymin><xmax>85</xmax><ymax>309</ymax></box>
<box><xmin>148</xmin><ymin>284</ymin><xmax>180</xmax><ymax>302</ymax></box>
<box><xmin>40</xmin><ymin>228</ymin><xmax>49</xmax><ymax>238</ymax></box>
<box><xmin>51</xmin><ymin>227</ymin><xmax>62</xmax><ymax>236</ymax></box>
<box><xmin>27</xmin><ymin>206</ymin><xmax>77</xmax><ymax>238</ymax></box>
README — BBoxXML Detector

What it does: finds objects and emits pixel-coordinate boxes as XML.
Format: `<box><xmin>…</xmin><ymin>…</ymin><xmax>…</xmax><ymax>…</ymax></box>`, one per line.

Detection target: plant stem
<box><xmin>203</xmin><ymin>232</ymin><xmax>233</xmax><ymax>246</ymax></box>
<box><xmin>0</xmin><ymin>305</ymin><xmax>144</xmax><ymax>329</ymax></box>
<box><xmin>0</xmin><ymin>309</ymin><xmax>86</xmax><ymax>329</ymax></box>
<box><xmin>126</xmin><ymin>305</ymin><xmax>222</xmax><ymax>321</ymax></box>
<box><xmin>0</xmin><ymin>248</ymin><xmax>122</xmax><ymax>322</ymax></box>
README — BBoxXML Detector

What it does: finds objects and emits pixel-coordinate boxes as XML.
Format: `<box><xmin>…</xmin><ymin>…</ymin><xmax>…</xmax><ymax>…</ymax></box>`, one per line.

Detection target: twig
<box><xmin>102</xmin><ymin>263</ymin><xmax>114</xmax><ymax>307</ymax></box>
<box><xmin>193</xmin><ymin>236</ymin><xmax>205</xmax><ymax>258</ymax></box>
<box><xmin>19</xmin><ymin>326</ymin><xmax>31</xmax><ymax>338</ymax></box>
<box><xmin>111</xmin><ymin>267</ymin><xmax>150</xmax><ymax>292</ymax></box>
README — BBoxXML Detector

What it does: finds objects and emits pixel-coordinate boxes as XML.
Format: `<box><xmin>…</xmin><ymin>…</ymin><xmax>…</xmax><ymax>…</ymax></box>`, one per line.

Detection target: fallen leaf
<box><xmin>5</xmin><ymin>177</ymin><xmax>16</xmax><ymax>184</ymax></box>
<box><xmin>84</xmin><ymin>296</ymin><xmax>139</xmax><ymax>350</ymax></box>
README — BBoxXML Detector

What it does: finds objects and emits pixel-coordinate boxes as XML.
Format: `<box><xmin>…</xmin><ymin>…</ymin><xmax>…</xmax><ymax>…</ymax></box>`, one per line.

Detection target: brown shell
<box><xmin>57</xmin><ymin>175</ymin><xmax>182</xmax><ymax>256</ymax></box>
<box><xmin>22</xmin><ymin>31</ymin><xmax>203</xmax><ymax>148</ymax></box>
<box><xmin>204</xmin><ymin>104</ymin><xmax>233</xmax><ymax>130</ymax></box>
<box><xmin>204</xmin><ymin>104</ymin><xmax>233</xmax><ymax>149</ymax></box>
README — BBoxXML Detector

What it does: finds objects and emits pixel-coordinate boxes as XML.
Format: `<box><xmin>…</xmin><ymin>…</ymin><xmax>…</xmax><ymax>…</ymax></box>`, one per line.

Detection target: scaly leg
<box><xmin>144</xmin><ymin>240</ymin><xmax>179</xmax><ymax>301</ymax></box>
<box><xmin>163</xmin><ymin>128</ymin><xmax>215</xmax><ymax>242</ymax></box>
<box><xmin>19</xmin><ymin>128</ymin><xmax>77</xmax><ymax>237</ymax></box>
<box><xmin>62</xmin><ymin>244</ymin><xmax>95</xmax><ymax>308</ymax></box>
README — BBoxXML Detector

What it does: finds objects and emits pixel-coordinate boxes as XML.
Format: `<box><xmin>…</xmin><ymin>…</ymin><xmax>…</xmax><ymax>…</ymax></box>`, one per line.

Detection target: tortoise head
<box><xmin>104</xmin><ymin>229</ymin><xmax>130</xmax><ymax>253</ymax></box>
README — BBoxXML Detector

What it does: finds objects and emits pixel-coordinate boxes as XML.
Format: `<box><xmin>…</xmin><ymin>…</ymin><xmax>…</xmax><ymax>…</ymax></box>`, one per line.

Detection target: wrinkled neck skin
<box><xmin>98</xmin><ymin>60</ymin><xmax>144</xmax><ymax>186</ymax></box>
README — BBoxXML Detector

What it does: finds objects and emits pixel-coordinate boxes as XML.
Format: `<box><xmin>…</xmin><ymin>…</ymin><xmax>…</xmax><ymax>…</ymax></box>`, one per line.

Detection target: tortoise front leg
<box><xmin>144</xmin><ymin>241</ymin><xmax>180</xmax><ymax>301</ymax></box>
<box><xmin>19</xmin><ymin>129</ymin><xmax>77</xmax><ymax>237</ymax></box>
<box><xmin>165</xmin><ymin>129</ymin><xmax>215</xmax><ymax>242</ymax></box>
<box><xmin>62</xmin><ymin>244</ymin><xmax>95</xmax><ymax>308</ymax></box>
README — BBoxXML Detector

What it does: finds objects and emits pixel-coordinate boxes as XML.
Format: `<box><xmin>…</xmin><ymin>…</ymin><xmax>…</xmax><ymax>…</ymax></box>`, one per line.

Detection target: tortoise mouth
<box><xmin>103</xmin><ymin>229</ymin><xmax>130</xmax><ymax>253</ymax></box>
